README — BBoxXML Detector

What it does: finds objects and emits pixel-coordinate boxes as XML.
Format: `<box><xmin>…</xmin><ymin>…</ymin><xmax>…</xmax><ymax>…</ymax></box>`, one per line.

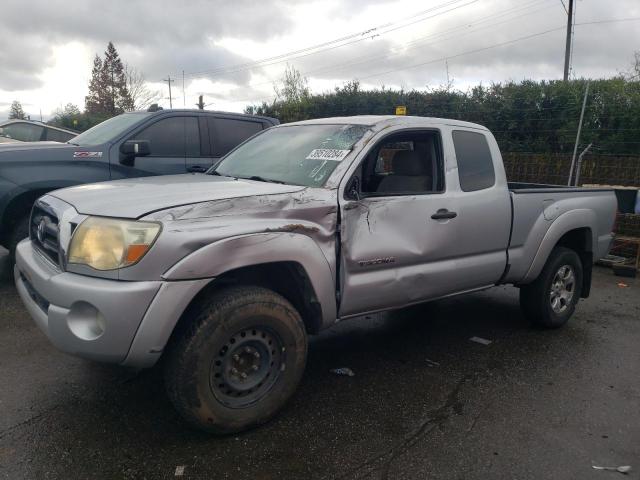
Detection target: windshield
<box><xmin>70</xmin><ymin>113</ymin><xmax>152</xmax><ymax>146</ymax></box>
<box><xmin>213</xmin><ymin>124</ymin><xmax>369</xmax><ymax>187</ymax></box>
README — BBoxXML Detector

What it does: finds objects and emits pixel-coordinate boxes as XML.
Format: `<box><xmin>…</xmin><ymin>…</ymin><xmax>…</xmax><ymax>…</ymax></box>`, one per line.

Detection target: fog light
<box><xmin>67</xmin><ymin>301</ymin><xmax>105</xmax><ymax>341</ymax></box>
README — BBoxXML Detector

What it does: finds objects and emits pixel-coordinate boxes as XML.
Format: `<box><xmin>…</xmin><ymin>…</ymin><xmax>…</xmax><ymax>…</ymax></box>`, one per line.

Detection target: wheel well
<box><xmin>555</xmin><ymin>227</ymin><xmax>593</xmax><ymax>298</ymax></box>
<box><xmin>0</xmin><ymin>189</ymin><xmax>49</xmax><ymax>246</ymax></box>
<box><xmin>176</xmin><ymin>262</ymin><xmax>324</xmax><ymax>337</ymax></box>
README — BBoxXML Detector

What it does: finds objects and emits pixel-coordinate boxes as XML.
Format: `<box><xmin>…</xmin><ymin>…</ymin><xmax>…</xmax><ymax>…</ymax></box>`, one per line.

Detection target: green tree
<box><xmin>49</xmin><ymin>103</ymin><xmax>81</xmax><ymax>130</ymax></box>
<box><xmin>274</xmin><ymin>64</ymin><xmax>310</xmax><ymax>103</ymax></box>
<box><xmin>8</xmin><ymin>100</ymin><xmax>27</xmax><ymax>120</ymax></box>
<box><xmin>247</xmin><ymin>77</ymin><xmax>640</xmax><ymax>155</ymax></box>
<box><xmin>85</xmin><ymin>42</ymin><xmax>134</xmax><ymax>116</ymax></box>
<box><xmin>85</xmin><ymin>55</ymin><xmax>106</xmax><ymax>114</ymax></box>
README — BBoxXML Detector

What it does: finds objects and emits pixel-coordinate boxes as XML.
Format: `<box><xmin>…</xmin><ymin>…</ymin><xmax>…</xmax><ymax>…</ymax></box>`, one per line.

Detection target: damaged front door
<box><xmin>338</xmin><ymin>129</ymin><xmax>460</xmax><ymax>317</ymax></box>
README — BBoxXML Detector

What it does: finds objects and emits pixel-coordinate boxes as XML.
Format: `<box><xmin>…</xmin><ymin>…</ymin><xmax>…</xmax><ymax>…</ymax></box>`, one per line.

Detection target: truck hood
<box><xmin>49</xmin><ymin>174</ymin><xmax>307</xmax><ymax>218</ymax></box>
<box><xmin>0</xmin><ymin>141</ymin><xmax>72</xmax><ymax>152</ymax></box>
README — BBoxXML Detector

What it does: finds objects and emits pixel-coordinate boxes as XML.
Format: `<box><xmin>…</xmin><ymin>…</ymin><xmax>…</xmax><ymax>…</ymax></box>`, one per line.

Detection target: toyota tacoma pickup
<box><xmin>15</xmin><ymin>116</ymin><xmax>617</xmax><ymax>434</ymax></box>
<box><xmin>0</xmin><ymin>108</ymin><xmax>277</xmax><ymax>264</ymax></box>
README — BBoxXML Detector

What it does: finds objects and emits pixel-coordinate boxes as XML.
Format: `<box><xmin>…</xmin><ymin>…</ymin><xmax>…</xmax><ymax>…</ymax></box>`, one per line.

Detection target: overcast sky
<box><xmin>1</xmin><ymin>0</ymin><xmax>639</xmax><ymax>120</ymax></box>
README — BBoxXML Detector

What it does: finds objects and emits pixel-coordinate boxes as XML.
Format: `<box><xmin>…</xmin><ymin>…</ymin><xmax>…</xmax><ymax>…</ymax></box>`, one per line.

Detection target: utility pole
<box><xmin>445</xmin><ymin>59</ymin><xmax>450</xmax><ymax>90</ymax></box>
<box><xmin>164</xmin><ymin>76</ymin><xmax>174</xmax><ymax>108</ymax></box>
<box><xmin>574</xmin><ymin>143</ymin><xmax>593</xmax><ymax>187</ymax></box>
<box><xmin>563</xmin><ymin>0</ymin><xmax>574</xmax><ymax>81</ymax></box>
<box><xmin>182</xmin><ymin>70</ymin><xmax>186</xmax><ymax>107</ymax></box>
<box><xmin>568</xmin><ymin>81</ymin><xmax>590</xmax><ymax>186</ymax></box>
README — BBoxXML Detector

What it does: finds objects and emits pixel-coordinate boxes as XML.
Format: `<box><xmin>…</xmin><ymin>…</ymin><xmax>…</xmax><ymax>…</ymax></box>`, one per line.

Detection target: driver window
<box><xmin>361</xmin><ymin>131</ymin><xmax>444</xmax><ymax>194</ymax></box>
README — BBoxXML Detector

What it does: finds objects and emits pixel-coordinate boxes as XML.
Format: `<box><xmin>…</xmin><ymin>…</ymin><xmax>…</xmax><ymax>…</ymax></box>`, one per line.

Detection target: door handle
<box><xmin>431</xmin><ymin>209</ymin><xmax>457</xmax><ymax>220</ymax></box>
<box><xmin>187</xmin><ymin>165</ymin><xmax>208</xmax><ymax>173</ymax></box>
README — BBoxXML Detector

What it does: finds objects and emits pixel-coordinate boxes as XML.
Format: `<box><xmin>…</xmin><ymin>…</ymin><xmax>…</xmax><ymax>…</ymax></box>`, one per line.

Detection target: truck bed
<box><xmin>504</xmin><ymin>182</ymin><xmax>616</xmax><ymax>284</ymax></box>
<box><xmin>508</xmin><ymin>182</ymin><xmax>614</xmax><ymax>194</ymax></box>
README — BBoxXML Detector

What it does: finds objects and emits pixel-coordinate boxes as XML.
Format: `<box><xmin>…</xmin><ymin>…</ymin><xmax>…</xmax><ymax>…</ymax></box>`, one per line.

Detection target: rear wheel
<box><xmin>164</xmin><ymin>285</ymin><xmax>308</xmax><ymax>434</ymax></box>
<box><xmin>520</xmin><ymin>247</ymin><xmax>583</xmax><ymax>328</ymax></box>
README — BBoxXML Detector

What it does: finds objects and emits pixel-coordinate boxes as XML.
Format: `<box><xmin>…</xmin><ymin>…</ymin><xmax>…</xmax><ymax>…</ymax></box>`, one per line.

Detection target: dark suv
<box><xmin>0</xmin><ymin>109</ymin><xmax>278</xmax><ymax>262</ymax></box>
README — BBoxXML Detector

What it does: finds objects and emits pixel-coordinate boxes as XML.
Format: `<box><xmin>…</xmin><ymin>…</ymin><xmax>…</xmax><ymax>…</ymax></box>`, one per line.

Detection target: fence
<box><xmin>502</xmin><ymin>153</ymin><xmax>640</xmax><ymax>187</ymax></box>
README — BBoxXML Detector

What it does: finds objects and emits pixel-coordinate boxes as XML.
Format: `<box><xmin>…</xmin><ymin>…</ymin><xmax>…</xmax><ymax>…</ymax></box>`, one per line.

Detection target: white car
<box><xmin>0</xmin><ymin>119</ymin><xmax>78</xmax><ymax>143</ymax></box>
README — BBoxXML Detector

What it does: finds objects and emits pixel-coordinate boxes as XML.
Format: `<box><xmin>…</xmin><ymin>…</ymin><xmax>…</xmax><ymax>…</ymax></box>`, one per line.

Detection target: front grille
<box><xmin>30</xmin><ymin>201</ymin><xmax>61</xmax><ymax>267</ymax></box>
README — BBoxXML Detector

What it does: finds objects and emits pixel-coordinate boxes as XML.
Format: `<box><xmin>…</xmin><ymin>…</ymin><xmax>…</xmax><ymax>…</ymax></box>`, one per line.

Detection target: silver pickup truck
<box><xmin>15</xmin><ymin>116</ymin><xmax>617</xmax><ymax>433</ymax></box>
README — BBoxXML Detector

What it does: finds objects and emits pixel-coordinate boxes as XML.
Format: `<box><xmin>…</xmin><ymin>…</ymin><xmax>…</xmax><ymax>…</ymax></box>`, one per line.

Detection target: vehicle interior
<box><xmin>360</xmin><ymin>130</ymin><xmax>444</xmax><ymax>194</ymax></box>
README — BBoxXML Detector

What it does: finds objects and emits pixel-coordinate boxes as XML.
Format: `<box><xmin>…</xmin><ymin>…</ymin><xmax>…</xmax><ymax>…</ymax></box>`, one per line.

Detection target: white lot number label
<box><xmin>306</xmin><ymin>149</ymin><xmax>351</xmax><ymax>161</ymax></box>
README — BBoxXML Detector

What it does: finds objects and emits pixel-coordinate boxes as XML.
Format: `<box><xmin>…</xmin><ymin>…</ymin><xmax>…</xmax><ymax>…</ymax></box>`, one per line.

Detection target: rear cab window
<box><xmin>209</xmin><ymin>118</ymin><xmax>264</xmax><ymax>157</ymax></box>
<box><xmin>452</xmin><ymin>130</ymin><xmax>496</xmax><ymax>192</ymax></box>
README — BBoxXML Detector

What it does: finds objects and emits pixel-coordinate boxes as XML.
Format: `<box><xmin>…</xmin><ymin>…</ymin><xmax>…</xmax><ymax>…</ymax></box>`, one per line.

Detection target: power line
<box><xmin>214</xmin><ymin>0</ymin><xmax>557</xmax><ymax>103</ymax></box>
<box><xmin>222</xmin><ymin>16</ymin><xmax>640</xmax><ymax>106</ymax></box>
<box><xmin>181</xmin><ymin>0</ymin><xmax>477</xmax><ymax>79</ymax></box>
<box><xmin>559</xmin><ymin>0</ymin><xmax>568</xmax><ymax>14</ymax></box>
<box><xmin>350</xmin><ymin>17</ymin><xmax>640</xmax><ymax>82</ymax></box>
<box><xmin>298</xmin><ymin>0</ymin><xmax>555</xmax><ymax>80</ymax></box>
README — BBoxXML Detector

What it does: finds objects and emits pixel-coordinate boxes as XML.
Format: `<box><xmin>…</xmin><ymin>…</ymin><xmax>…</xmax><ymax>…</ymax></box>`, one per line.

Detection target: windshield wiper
<box><xmin>67</xmin><ymin>141</ymin><xmax>79</xmax><ymax>146</ymax></box>
<box><xmin>239</xmin><ymin>175</ymin><xmax>286</xmax><ymax>184</ymax></box>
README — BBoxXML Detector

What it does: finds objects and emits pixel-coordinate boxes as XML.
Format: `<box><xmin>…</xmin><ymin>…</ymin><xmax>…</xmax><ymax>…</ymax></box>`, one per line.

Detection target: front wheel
<box><xmin>520</xmin><ymin>247</ymin><xmax>583</xmax><ymax>328</ymax></box>
<box><xmin>164</xmin><ymin>285</ymin><xmax>308</xmax><ymax>434</ymax></box>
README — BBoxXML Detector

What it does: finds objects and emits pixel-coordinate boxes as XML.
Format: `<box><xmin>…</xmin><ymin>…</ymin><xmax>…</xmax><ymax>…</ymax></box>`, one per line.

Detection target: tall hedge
<box><xmin>246</xmin><ymin>78</ymin><xmax>640</xmax><ymax>155</ymax></box>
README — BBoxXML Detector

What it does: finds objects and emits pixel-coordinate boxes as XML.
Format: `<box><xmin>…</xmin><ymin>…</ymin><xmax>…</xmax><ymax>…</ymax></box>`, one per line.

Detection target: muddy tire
<box><xmin>520</xmin><ymin>247</ymin><xmax>583</xmax><ymax>329</ymax></box>
<box><xmin>164</xmin><ymin>285</ymin><xmax>308</xmax><ymax>434</ymax></box>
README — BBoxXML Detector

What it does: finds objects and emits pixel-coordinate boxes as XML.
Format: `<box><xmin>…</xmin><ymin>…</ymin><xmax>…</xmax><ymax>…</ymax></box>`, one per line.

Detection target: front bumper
<box><xmin>15</xmin><ymin>239</ymin><xmax>210</xmax><ymax>367</ymax></box>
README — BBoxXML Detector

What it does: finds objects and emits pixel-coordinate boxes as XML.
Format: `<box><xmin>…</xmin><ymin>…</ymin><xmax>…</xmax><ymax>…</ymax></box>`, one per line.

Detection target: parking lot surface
<box><xmin>0</xmin><ymin>249</ymin><xmax>638</xmax><ymax>479</ymax></box>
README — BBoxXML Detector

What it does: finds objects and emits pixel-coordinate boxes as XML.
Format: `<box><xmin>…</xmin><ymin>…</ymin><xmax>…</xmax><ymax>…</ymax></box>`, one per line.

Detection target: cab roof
<box><xmin>283</xmin><ymin>115</ymin><xmax>488</xmax><ymax>131</ymax></box>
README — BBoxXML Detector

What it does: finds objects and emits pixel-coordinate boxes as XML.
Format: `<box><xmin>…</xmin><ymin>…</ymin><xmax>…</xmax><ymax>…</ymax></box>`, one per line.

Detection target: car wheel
<box><xmin>164</xmin><ymin>285</ymin><xmax>308</xmax><ymax>434</ymax></box>
<box><xmin>520</xmin><ymin>247</ymin><xmax>583</xmax><ymax>329</ymax></box>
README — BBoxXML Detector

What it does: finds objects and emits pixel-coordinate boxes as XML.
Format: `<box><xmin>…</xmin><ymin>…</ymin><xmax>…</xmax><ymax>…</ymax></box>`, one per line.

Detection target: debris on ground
<box><xmin>469</xmin><ymin>336</ymin><xmax>493</xmax><ymax>346</ymax></box>
<box><xmin>617</xmin><ymin>282</ymin><xmax>629</xmax><ymax>288</ymax></box>
<box><xmin>175</xmin><ymin>466</ymin><xmax>185</xmax><ymax>476</ymax></box>
<box><xmin>330</xmin><ymin>367</ymin><xmax>355</xmax><ymax>377</ymax></box>
<box><xmin>425</xmin><ymin>359</ymin><xmax>440</xmax><ymax>367</ymax></box>
<box><xmin>592</xmin><ymin>465</ymin><xmax>632</xmax><ymax>474</ymax></box>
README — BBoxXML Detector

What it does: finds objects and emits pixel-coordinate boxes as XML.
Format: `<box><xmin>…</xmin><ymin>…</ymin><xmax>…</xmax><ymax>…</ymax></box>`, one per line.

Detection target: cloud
<box><xmin>0</xmin><ymin>0</ymin><xmax>300</xmax><ymax>90</ymax></box>
<box><xmin>0</xmin><ymin>0</ymin><xmax>639</xmax><ymax>112</ymax></box>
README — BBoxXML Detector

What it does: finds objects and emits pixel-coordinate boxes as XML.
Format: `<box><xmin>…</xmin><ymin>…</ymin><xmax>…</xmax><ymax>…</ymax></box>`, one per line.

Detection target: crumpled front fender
<box><xmin>162</xmin><ymin>232</ymin><xmax>337</xmax><ymax>328</ymax></box>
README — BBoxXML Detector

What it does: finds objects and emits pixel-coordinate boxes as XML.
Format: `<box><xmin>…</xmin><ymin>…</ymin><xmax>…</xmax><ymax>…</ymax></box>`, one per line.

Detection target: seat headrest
<box><xmin>392</xmin><ymin>150</ymin><xmax>428</xmax><ymax>176</ymax></box>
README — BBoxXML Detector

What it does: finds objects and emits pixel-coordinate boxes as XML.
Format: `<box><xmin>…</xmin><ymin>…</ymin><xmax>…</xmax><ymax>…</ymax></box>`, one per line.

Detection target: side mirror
<box><xmin>120</xmin><ymin>140</ymin><xmax>150</xmax><ymax>164</ymax></box>
<box><xmin>345</xmin><ymin>176</ymin><xmax>361</xmax><ymax>201</ymax></box>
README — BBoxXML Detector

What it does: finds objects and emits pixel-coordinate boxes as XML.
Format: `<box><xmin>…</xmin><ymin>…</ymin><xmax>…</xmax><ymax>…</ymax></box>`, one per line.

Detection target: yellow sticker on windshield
<box><xmin>306</xmin><ymin>149</ymin><xmax>351</xmax><ymax>161</ymax></box>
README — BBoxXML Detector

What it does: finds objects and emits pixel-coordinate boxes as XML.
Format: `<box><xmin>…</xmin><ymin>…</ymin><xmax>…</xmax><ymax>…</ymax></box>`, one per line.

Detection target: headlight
<box><xmin>68</xmin><ymin>217</ymin><xmax>161</xmax><ymax>271</ymax></box>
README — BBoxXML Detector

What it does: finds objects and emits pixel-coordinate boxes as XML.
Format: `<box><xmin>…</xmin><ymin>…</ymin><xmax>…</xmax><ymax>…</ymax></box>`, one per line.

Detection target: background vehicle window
<box><xmin>362</xmin><ymin>131</ymin><xmax>443</xmax><ymax>194</ymax></box>
<box><xmin>210</xmin><ymin>118</ymin><xmax>263</xmax><ymax>157</ymax></box>
<box><xmin>45</xmin><ymin>127</ymin><xmax>74</xmax><ymax>142</ymax></box>
<box><xmin>134</xmin><ymin>116</ymin><xmax>197</xmax><ymax>157</ymax></box>
<box><xmin>2</xmin><ymin>122</ymin><xmax>44</xmax><ymax>142</ymax></box>
<box><xmin>73</xmin><ymin>112</ymin><xmax>151</xmax><ymax>146</ymax></box>
<box><xmin>184</xmin><ymin>117</ymin><xmax>201</xmax><ymax>157</ymax></box>
<box><xmin>452</xmin><ymin>130</ymin><xmax>496</xmax><ymax>192</ymax></box>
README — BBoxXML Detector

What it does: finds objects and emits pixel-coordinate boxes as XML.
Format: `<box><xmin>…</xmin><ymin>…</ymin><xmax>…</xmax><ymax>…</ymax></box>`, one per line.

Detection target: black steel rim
<box><xmin>209</xmin><ymin>325</ymin><xmax>284</xmax><ymax>408</ymax></box>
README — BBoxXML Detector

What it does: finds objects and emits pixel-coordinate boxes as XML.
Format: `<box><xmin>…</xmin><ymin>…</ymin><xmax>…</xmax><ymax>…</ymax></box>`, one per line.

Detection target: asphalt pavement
<box><xmin>0</xmin><ymin>248</ymin><xmax>638</xmax><ymax>480</ymax></box>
